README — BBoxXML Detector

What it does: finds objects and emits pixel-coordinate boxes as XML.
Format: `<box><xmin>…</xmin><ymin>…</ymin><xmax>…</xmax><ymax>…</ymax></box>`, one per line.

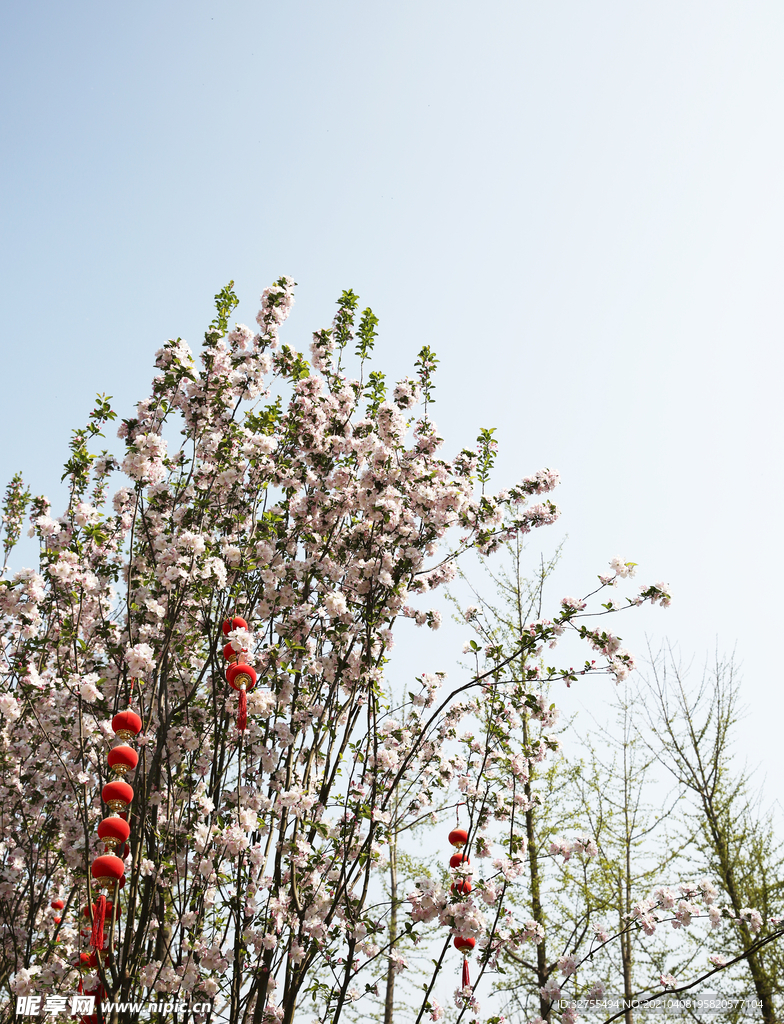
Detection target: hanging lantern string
<box><xmin>448</xmin><ymin>819</ymin><xmax>474</xmax><ymax>992</ymax></box>
<box><xmin>223</xmin><ymin>616</ymin><xmax>255</xmax><ymax>732</ymax></box>
<box><xmin>237</xmin><ymin>639</ymin><xmax>248</xmax><ymax>732</ymax></box>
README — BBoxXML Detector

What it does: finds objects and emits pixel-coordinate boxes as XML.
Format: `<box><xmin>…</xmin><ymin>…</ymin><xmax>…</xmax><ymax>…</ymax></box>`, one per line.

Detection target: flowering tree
<box><xmin>0</xmin><ymin>278</ymin><xmax>768</xmax><ymax>1024</ymax></box>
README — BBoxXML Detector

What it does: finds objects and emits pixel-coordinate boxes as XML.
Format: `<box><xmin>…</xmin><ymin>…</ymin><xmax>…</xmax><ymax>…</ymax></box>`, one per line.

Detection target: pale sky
<box><xmin>1</xmin><ymin>1</ymin><xmax>783</xmax><ymax>792</ymax></box>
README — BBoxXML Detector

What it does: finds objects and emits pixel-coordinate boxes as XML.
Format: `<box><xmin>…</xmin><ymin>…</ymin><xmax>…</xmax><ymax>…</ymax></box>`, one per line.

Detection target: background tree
<box><xmin>646</xmin><ymin>652</ymin><xmax>784</xmax><ymax>1024</ymax></box>
<box><xmin>448</xmin><ymin>542</ymin><xmax>784</xmax><ymax>1024</ymax></box>
<box><xmin>451</xmin><ymin>545</ymin><xmax>684</xmax><ymax>1023</ymax></box>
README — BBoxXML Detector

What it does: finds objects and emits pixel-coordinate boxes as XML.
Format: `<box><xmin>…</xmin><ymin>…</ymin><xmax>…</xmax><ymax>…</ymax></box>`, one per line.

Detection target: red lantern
<box><xmin>222</xmin><ymin>616</ymin><xmax>248</xmax><ymax>635</ymax></box>
<box><xmin>446</xmin><ymin>819</ymin><xmax>475</xmax><ymax>991</ymax></box>
<box><xmin>223</xmin><ymin>641</ymin><xmax>238</xmax><ymax>663</ymax></box>
<box><xmin>97</xmin><ymin>816</ymin><xmax>130</xmax><ymax>851</ymax></box>
<box><xmin>226</xmin><ymin>662</ymin><xmax>257</xmax><ymax>732</ymax></box>
<box><xmin>454</xmin><ymin>935</ymin><xmax>475</xmax><ymax>988</ymax></box>
<box><xmin>102</xmin><ymin>780</ymin><xmax>134</xmax><ymax>813</ymax></box>
<box><xmin>51</xmin><ymin>899</ymin><xmax>65</xmax><ymax>911</ymax></box>
<box><xmin>107</xmin><ymin>745</ymin><xmax>138</xmax><ymax>777</ymax></box>
<box><xmin>112</xmin><ymin>709</ymin><xmax>142</xmax><ymax>741</ymax></box>
<box><xmin>448</xmin><ymin>828</ymin><xmax>468</xmax><ymax>848</ymax></box>
<box><xmin>91</xmin><ymin>854</ymin><xmax>125</xmax><ymax>887</ymax></box>
<box><xmin>226</xmin><ymin>663</ymin><xmax>257</xmax><ymax>691</ymax></box>
<box><xmin>90</xmin><ymin>855</ymin><xmax>125</xmax><ymax>951</ymax></box>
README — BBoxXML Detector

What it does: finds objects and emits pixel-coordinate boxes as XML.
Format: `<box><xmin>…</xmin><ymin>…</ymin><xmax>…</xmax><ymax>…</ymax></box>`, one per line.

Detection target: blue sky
<box><xmin>2</xmin><ymin>1</ymin><xmax>783</xmax><ymax>789</ymax></box>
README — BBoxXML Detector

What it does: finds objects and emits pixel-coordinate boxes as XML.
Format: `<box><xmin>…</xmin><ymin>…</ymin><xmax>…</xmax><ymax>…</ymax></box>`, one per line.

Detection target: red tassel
<box><xmin>461</xmin><ymin>957</ymin><xmax>470</xmax><ymax>989</ymax></box>
<box><xmin>90</xmin><ymin>894</ymin><xmax>106</xmax><ymax>950</ymax></box>
<box><xmin>237</xmin><ymin>688</ymin><xmax>247</xmax><ymax>731</ymax></box>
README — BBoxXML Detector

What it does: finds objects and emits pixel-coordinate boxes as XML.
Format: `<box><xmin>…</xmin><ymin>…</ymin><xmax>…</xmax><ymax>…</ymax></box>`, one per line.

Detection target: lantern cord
<box><xmin>461</xmin><ymin>958</ymin><xmax>470</xmax><ymax>989</ymax></box>
<box><xmin>90</xmin><ymin>894</ymin><xmax>106</xmax><ymax>950</ymax></box>
<box><xmin>237</xmin><ymin>688</ymin><xmax>248</xmax><ymax>732</ymax></box>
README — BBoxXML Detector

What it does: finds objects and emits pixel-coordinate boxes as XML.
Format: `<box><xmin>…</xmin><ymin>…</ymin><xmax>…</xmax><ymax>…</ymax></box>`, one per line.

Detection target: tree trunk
<box><xmin>383</xmin><ymin>832</ymin><xmax>399</xmax><ymax>1024</ymax></box>
<box><xmin>704</xmin><ymin>810</ymin><xmax>775</xmax><ymax>1023</ymax></box>
<box><xmin>523</xmin><ymin>718</ymin><xmax>549</xmax><ymax>1021</ymax></box>
<box><xmin>619</xmin><ymin>871</ymin><xmax>633</xmax><ymax>1024</ymax></box>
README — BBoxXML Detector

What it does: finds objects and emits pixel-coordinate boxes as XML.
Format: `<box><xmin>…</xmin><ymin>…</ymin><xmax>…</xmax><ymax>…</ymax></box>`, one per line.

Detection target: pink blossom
<box><xmin>79</xmin><ymin>676</ymin><xmax>101</xmax><ymax>702</ymax></box>
<box><xmin>540</xmin><ymin>977</ymin><xmax>562</xmax><ymax>1001</ymax></box>
<box><xmin>558</xmin><ymin>954</ymin><xmax>578</xmax><ymax>976</ymax></box>
<box><xmin>324</xmin><ymin>591</ymin><xmax>348</xmax><ymax>618</ymax></box>
<box><xmin>739</xmin><ymin>908</ymin><xmax>763</xmax><ymax>933</ymax></box>
<box><xmin>521</xmin><ymin>920</ymin><xmax>546</xmax><ymax>944</ymax></box>
<box><xmin>572</xmin><ymin>834</ymin><xmax>598</xmax><ymax>858</ymax></box>
<box><xmin>388</xmin><ymin>952</ymin><xmax>408</xmax><ymax>975</ymax></box>
<box><xmin>698</xmin><ymin>879</ymin><xmax>718</xmax><ymax>905</ymax></box>
<box><xmin>549</xmin><ymin>838</ymin><xmax>572</xmax><ymax>861</ymax></box>
<box><xmin>227</xmin><ymin>627</ymin><xmax>253</xmax><ymax>653</ymax></box>
<box><xmin>30</xmin><ymin>514</ymin><xmax>61</xmax><ymax>537</ymax></box>
<box><xmin>125</xmin><ymin>642</ymin><xmax>155</xmax><ymax>677</ymax></box>
<box><xmin>609</xmin><ymin>557</ymin><xmax>637</xmax><ymax>578</ymax></box>
<box><xmin>654</xmin><ymin>887</ymin><xmax>676</xmax><ymax>910</ymax></box>
<box><xmin>0</xmin><ymin>695</ymin><xmax>21</xmax><ymax>721</ymax></box>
